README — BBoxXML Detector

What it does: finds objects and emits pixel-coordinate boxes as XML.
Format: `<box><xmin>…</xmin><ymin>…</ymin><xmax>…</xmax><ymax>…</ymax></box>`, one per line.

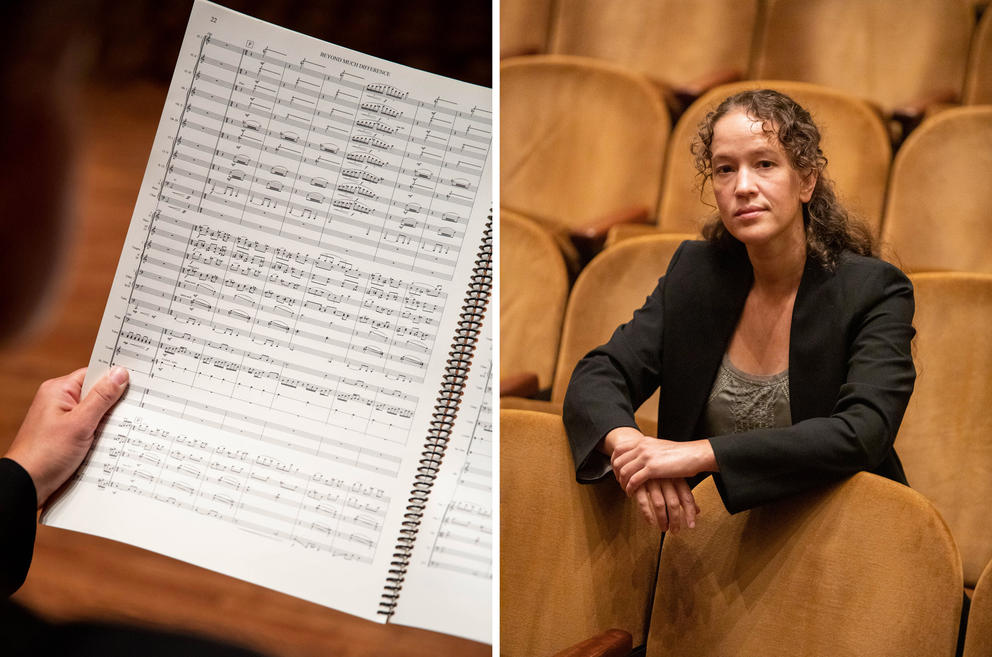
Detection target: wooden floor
<box><xmin>0</xmin><ymin>82</ymin><xmax>489</xmax><ymax>657</ymax></box>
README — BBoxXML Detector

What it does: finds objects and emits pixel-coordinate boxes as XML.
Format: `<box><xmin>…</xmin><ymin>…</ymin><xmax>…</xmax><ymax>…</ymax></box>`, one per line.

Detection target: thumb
<box><xmin>74</xmin><ymin>366</ymin><xmax>130</xmax><ymax>429</ymax></box>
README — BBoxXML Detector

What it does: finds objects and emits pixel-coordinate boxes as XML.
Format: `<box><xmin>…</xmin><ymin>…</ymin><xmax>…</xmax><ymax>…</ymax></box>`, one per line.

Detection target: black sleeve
<box><xmin>1</xmin><ymin>457</ymin><xmax>38</xmax><ymax>598</ymax></box>
<box><xmin>563</xmin><ymin>243</ymin><xmax>685</xmax><ymax>482</ymax></box>
<box><xmin>708</xmin><ymin>263</ymin><xmax>916</xmax><ymax>513</ymax></box>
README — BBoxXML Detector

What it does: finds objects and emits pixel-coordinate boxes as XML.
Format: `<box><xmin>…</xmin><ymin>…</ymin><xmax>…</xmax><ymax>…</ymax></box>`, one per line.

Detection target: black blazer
<box><xmin>563</xmin><ymin>240</ymin><xmax>916</xmax><ymax>513</ymax></box>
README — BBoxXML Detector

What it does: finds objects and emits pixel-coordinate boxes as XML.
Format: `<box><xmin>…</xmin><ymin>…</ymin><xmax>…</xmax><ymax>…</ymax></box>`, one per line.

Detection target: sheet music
<box><xmin>43</xmin><ymin>0</ymin><xmax>491</xmax><ymax>635</ymax></box>
<box><xmin>391</xmin><ymin>315</ymin><xmax>492</xmax><ymax>641</ymax></box>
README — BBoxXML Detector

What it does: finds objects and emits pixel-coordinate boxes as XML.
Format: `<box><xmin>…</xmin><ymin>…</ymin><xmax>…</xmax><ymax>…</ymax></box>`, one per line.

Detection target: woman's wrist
<box><xmin>599</xmin><ymin>426</ymin><xmax>644</xmax><ymax>456</ymax></box>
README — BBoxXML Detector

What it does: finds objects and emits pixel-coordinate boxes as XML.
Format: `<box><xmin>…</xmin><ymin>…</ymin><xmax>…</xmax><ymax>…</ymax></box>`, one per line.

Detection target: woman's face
<box><xmin>710</xmin><ymin>109</ymin><xmax>815</xmax><ymax>251</ymax></box>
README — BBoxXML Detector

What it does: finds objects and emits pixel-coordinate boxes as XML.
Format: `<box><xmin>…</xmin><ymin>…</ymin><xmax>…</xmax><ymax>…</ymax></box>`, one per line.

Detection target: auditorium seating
<box><xmin>501</xmin><ymin>56</ymin><xmax>670</xmax><ymax>265</ymax></box>
<box><xmin>501</xmin><ymin>233</ymin><xmax>692</xmax><ymax>437</ymax></box>
<box><xmin>964</xmin><ymin>6</ymin><xmax>992</xmax><ymax>105</ymax></box>
<box><xmin>547</xmin><ymin>0</ymin><xmax>758</xmax><ymax>111</ymax></box>
<box><xmin>553</xmin><ymin>474</ymin><xmax>963</xmax><ymax>657</ymax></box>
<box><xmin>608</xmin><ymin>80</ymin><xmax>892</xmax><ymax>246</ymax></box>
<box><xmin>963</xmin><ymin>559</ymin><xmax>992</xmax><ymax>657</ymax></box>
<box><xmin>500</xmin><ymin>210</ymin><xmax>570</xmax><ymax>397</ymax></box>
<box><xmin>499</xmin><ymin>0</ymin><xmax>555</xmax><ymax>59</ymax></box>
<box><xmin>896</xmin><ymin>273</ymin><xmax>992</xmax><ymax>592</ymax></box>
<box><xmin>750</xmin><ymin>0</ymin><xmax>973</xmax><ymax>121</ymax></box>
<box><xmin>500</xmin><ymin>409</ymin><xmax>662</xmax><ymax>657</ymax></box>
<box><xmin>880</xmin><ymin>107</ymin><xmax>992</xmax><ymax>273</ymax></box>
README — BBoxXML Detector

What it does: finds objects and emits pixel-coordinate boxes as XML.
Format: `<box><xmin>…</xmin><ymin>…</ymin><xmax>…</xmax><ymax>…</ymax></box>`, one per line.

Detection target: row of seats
<box><xmin>502</xmin><ymin>241</ymin><xmax>992</xmax><ymax>592</ymax></box>
<box><xmin>502</xmin><ymin>0</ymin><xmax>992</xmax><ymax>112</ymax></box>
<box><xmin>502</xmin><ymin>66</ymin><xmax>992</xmax><ymax>276</ymax></box>
<box><xmin>501</xmin><ymin>409</ymin><xmax>992</xmax><ymax>657</ymax></box>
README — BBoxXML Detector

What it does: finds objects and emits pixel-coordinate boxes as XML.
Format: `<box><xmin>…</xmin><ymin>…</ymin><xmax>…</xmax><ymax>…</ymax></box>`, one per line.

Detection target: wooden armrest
<box><xmin>550</xmin><ymin>629</ymin><xmax>633</xmax><ymax>657</ymax></box>
<box><xmin>671</xmin><ymin>67</ymin><xmax>743</xmax><ymax>109</ymax></box>
<box><xmin>570</xmin><ymin>205</ymin><xmax>650</xmax><ymax>261</ymax></box>
<box><xmin>500</xmin><ymin>371</ymin><xmax>540</xmax><ymax>398</ymax></box>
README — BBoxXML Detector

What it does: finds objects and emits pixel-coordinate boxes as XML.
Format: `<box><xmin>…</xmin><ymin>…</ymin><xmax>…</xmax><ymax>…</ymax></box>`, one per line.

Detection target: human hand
<box><xmin>603</xmin><ymin>427</ymin><xmax>700</xmax><ymax>532</ymax></box>
<box><xmin>4</xmin><ymin>366</ymin><xmax>129</xmax><ymax>507</ymax></box>
<box><xmin>632</xmin><ymin>477</ymin><xmax>699</xmax><ymax>532</ymax></box>
<box><xmin>613</xmin><ymin>437</ymin><xmax>717</xmax><ymax>495</ymax></box>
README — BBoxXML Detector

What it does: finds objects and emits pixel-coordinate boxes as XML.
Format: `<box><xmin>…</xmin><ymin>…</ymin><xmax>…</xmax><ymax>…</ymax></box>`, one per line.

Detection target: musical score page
<box><xmin>391</xmin><ymin>313</ymin><xmax>492</xmax><ymax>641</ymax></box>
<box><xmin>42</xmin><ymin>0</ymin><xmax>492</xmax><ymax>639</ymax></box>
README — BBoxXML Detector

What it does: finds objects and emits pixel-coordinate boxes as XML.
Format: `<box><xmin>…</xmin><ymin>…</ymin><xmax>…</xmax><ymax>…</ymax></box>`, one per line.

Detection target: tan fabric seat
<box><xmin>500</xmin><ymin>0</ymin><xmax>554</xmax><ymax>58</ymax></box>
<box><xmin>609</xmin><ymin>80</ymin><xmax>891</xmax><ymax>245</ymax></box>
<box><xmin>501</xmin><ymin>233</ymin><xmax>692</xmax><ymax>436</ymax></box>
<box><xmin>751</xmin><ymin>0</ymin><xmax>972</xmax><ymax>115</ymax></box>
<box><xmin>964</xmin><ymin>7</ymin><xmax>992</xmax><ymax>105</ymax></box>
<box><xmin>880</xmin><ymin>107</ymin><xmax>992</xmax><ymax>273</ymax></box>
<box><xmin>500</xmin><ymin>409</ymin><xmax>663</xmax><ymax>657</ymax></box>
<box><xmin>964</xmin><ymin>558</ymin><xmax>992</xmax><ymax>657</ymax></box>
<box><xmin>547</xmin><ymin>0</ymin><xmax>758</xmax><ymax>93</ymax></box>
<box><xmin>641</xmin><ymin>474</ymin><xmax>963</xmax><ymax>657</ymax></box>
<box><xmin>896</xmin><ymin>273</ymin><xmax>992</xmax><ymax>590</ymax></box>
<box><xmin>500</xmin><ymin>210</ymin><xmax>569</xmax><ymax>391</ymax></box>
<box><xmin>501</xmin><ymin>55</ymin><xmax>670</xmax><ymax>261</ymax></box>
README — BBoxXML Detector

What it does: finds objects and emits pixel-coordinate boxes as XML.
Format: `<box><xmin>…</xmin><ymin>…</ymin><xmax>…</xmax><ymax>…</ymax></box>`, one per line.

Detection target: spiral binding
<box><xmin>378</xmin><ymin>211</ymin><xmax>492</xmax><ymax>619</ymax></box>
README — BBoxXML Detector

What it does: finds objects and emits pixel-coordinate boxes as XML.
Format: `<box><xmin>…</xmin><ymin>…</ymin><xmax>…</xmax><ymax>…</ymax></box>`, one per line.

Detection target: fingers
<box><xmin>645</xmin><ymin>479</ymin><xmax>668</xmax><ymax>532</ymax></box>
<box><xmin>73</xmin><ymin>366</ymin><xmax>129</xmax><ymax>430</ymax></box>
<box><xmin>674</xmin><ymin>478</ymin><xmax>697</xmax><ymax>529</ymax></box>
<box><xmin>659</xmin><ymin>479</ymin><xmax>683</xmax><ymax>533</ymax></box>
<box><xmin>633</xmin><ymin>487</ymin><xmax>657</xmax><ymax>528</ymax></box>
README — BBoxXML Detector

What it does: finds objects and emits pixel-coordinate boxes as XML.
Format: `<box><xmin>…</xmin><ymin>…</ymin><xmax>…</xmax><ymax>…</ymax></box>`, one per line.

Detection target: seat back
<box><xmin>500</xmin><ymin>409</ymin><xmax>662</xmax><ymax>657</ymax></box>
<box><xmin>500</xmin><ymin>0</ymin><xmax>554</xmax><ymax>58</ymax></box>
<box><xmin>501</xmin><ymin>55</ymin><xmax>669</xmax><ymax>235</ymax></box>
<box><xmin>550</xmin><ymin>234</ymin><xmax>691</xmax><ymax>424</ymax></box>
<box><xmin>500</xmin><ymin>210</ymin><xmax>570</xmax><ymax>389</ymax></box>
<box><xmin>648</xmin><ymin>474</ymin><xmax>962</xmax><ymax>657</ymax></box>
<box><xmin>964</xmin><ymin>7</ymin><xmax>992</xmax><ymax>105</ymax></box>
<box><xmin>751</xmin><ymin>0</ymin><xmax>972</xmax><ymax>113</ymax></box>
<box><xmin>963</xmin><ymin>558</ymin><xmax>992</xmax><ymax>657</ymax></box>
<box><xmin>896</xmin><ymin>273</ymin><xmax>992</xmax><ymax>588</ymax></box>
<box><xmin>658</xmin><ymin>80</ymin><xmax>891</xmax><ymax>237</ymax></box>
<box><xmin>547</xmin><ymin>0</ymin><xmax>758</xmax><ymax>89</ymax></box>
<box><xmin>880</xmin><ymin>107</ymin><xmax>992</xmax><ymax>273</ymax></box>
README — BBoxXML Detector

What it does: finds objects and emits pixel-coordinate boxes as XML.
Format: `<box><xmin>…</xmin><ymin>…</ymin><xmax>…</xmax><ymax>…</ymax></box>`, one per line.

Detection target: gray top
<box><xmin>702</xmin><ymin>354</ymin><xmax>792</xmax><ymax>437</ymax></box>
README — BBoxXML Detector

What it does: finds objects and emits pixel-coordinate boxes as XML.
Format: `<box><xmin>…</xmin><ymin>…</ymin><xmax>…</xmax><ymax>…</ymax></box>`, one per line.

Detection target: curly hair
<box><xmin>690</xmin><ymin>89</ymin><xmax>875</xmax><ymax>269</ymax></box>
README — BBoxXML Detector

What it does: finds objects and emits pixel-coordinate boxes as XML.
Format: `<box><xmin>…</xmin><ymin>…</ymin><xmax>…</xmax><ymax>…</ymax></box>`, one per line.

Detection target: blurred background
<box><xmin>0</xmin><ymin>1</ymin><xmax>490</xmax><ymax>656</ymax></box>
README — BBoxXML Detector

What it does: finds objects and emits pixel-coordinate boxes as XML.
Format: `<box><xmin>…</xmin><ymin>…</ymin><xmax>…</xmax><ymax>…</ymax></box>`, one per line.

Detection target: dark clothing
<box><xmin>0</xmin><ymin>458</ymin><xmax>264</xmax><ymax>657</ymax></box>
<box><xmin>563</xmin><ymin>240</ymin><xmax>916</xmax><ymax>513</ymax></box>
<box><xmin>0</xmin><ymin>458</ymin><xmax>36</xmax><ymax>598</ymax></box>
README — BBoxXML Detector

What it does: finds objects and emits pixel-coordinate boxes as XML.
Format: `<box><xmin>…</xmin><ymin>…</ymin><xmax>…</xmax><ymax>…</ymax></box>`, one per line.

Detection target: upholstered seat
<box><xmin>880</xmin><ymin>107</ymin><xmax>992</xmax><ymax>273</ymax></box>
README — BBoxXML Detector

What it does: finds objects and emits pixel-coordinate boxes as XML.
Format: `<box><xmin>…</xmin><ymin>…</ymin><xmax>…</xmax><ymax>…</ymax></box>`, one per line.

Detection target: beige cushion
<box><xmin>500</xmin><ymin>409</ymin><xmax>662</xmax><ymax>657</ymax></box>
<box><xmin>500</xmin><ymin>210</ymin><xmax>569</xmax><ymax>389</ymax></box>
<box><xmin>659</xmin><ymin>80</ymin><xmax>891</xmax><ymax>238</ymax></box>
<box><xmin>897</xmin><ymin>273</ymin><xmax>992</xmax><ymax>588</ymax></box>
<box><xmin>648</xmin><ymin>474</ymin><xmax>962</xmax><ymax>657</ymax></box>
<box><xmin>964</xmin><ymin>7</ymin><xmax>992</xmax><ymax>105</ymax></box>
<box><xmin>751</xmin><ymin>0</ymin><xmax>972</xmax><ymax>113</ymax></box>
<box><xmin>547</xmin><ymin>0</ymin><xmax>757</xmax><ymax>89</ymax></box>
<box><xmin>881</xmin><ymin>107</ymin><xmax>992</xmax><ymax>273</ymax></box>
<box><xmin>501</xmin><ymin>56</ymin><xmax>669</xmax><ymax>237</ymax></box>
<box><xmin>964</xmin><ymin>558</ymin><xmax>992</xmax><ymax>657</ymax></box>
<box><xmin>500</xmin><ymin>0</ymin><xmax>554</xmax><ymax>58</ymax></box>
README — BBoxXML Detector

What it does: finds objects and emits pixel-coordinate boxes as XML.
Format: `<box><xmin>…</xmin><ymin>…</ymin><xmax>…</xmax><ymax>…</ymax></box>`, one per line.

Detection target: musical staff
<box><xmin>42</xmin><ymin>0</ymin><xmax>491</xmax><ymax>639</ymax></box>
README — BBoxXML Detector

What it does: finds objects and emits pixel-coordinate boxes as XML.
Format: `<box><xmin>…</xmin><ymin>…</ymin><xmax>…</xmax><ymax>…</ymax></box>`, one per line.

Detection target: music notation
<box><xmin>43</xmin><ymin>1</ymin><xmax>492</xmax><ymax>641</ymax></box>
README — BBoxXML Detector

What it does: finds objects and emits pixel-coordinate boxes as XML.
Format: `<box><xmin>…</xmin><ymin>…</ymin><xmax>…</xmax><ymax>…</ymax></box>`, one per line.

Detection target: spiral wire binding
<box><xmin>378</xmin><ymin>212</ymin><xmax>492</xmax><ymax>618</ymax></box>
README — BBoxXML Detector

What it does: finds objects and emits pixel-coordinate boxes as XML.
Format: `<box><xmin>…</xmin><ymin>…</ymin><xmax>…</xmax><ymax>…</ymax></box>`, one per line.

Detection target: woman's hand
<box><xmin>612</xmin><ymin>436</ymin><xmax>718</xmax><ymax>495</ymax></box>
<box><xmin>603</xmin><ymin>427</ymin><xmax>700</xmax><ymax>531</ymax></box>
<box><xmin>4</xmin><ymin>367</ymin><xmax>129</xmax><ymax>507</ymax></box>
<box><xmin>633</xmin><ymin>477</ymin><xmax>699</xmax><ymax>532</ymax></box>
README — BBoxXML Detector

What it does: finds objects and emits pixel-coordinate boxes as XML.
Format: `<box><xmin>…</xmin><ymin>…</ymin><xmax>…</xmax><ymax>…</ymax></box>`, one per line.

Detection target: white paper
<box><xmin>42</xmin><ymin>0</ymin><xmax>491</xmax><ymax>640</ymax></box>
<box><xmin>390</xmin><ymin>314</ymin><xmax>493</xmax><ymax>642</ymax></box>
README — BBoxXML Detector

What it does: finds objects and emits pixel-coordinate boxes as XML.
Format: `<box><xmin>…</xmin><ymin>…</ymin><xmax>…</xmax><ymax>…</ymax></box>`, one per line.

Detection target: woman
<box><xmin>562</xmin><ymin>89</ymin><xmax>916</xmax><ymax>533</ymax></box>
